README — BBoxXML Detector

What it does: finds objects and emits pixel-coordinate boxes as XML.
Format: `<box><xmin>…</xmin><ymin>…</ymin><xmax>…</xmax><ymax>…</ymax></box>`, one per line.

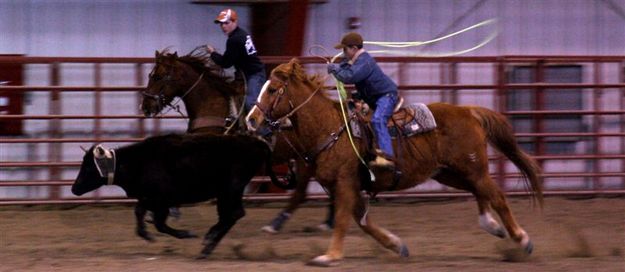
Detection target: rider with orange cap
<box><xmin>206</xmin><ymin>9</ymin><xmax>266</xmax><ymax>114</ymax></box>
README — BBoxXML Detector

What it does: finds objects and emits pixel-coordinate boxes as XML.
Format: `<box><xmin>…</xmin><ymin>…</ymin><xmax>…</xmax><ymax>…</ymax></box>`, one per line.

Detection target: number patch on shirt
<box><xmin>245</xmin><ymin>35</ymin><xmax>257</xmax><ymax>55</ymax></box>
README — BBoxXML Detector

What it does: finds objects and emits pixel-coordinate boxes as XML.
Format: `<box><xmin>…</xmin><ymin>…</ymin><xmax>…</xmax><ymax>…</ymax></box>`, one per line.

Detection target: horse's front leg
<box><xmin>308</xmin><ymin>176</ymin><xmax>356</xmax><ymax>267</ymax></box>
<box><xmin>135</xmin><ymin>203</ymin><xmax>154</xmax><ymax>242</ymax></box>
<box><xmin>262</xmin><ymin>160</ymin><xmax>312</xmax><ymax>233</ymax></box>
<box><xmin>352</xmin><ymin>191</ymin><xmax>409</xmax><ymax>257</ymax></box>
<box><xmin>199</xmin><ymin>191</ymin><xmax>246</xmax><ymax>258</ymax></box>
<box><xmin>152</xmin><ymin>206</ymin><xmax>197</xmax><ymax>239</ymax></box>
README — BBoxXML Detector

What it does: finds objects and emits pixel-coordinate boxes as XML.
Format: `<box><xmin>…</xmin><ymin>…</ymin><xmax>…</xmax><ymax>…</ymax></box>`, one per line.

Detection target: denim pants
<box><xmin>244</xmin><ymin>70</ymin><xmax>267</xmax><ymax>113</ymax></box>
<box><xmin>371</xmin><ymin>93</ymin><xmax>398</xmax><ymax>157</ymax></box>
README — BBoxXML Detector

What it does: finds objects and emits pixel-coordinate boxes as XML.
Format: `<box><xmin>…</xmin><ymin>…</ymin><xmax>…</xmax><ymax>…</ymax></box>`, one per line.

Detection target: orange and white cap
<box><xmin>214</xmin><ymin>9</ymin><xmax>238</xmax><ymax>24</ymax></box>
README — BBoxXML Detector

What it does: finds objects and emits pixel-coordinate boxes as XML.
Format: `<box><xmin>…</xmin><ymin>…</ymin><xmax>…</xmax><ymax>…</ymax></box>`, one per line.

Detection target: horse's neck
<box><xmin>181</xmin><ymin>80</ymin><xmax>230</xmax><ymax>121</ymax></box>
<box><xmin>291</xmin><ymin>89</ymin><xmax>343</xmax><ymax>149</ymax></box>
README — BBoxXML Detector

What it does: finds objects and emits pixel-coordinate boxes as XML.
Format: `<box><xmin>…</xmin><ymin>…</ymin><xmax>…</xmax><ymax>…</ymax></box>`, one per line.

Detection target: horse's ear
<box><xmin>155</xmin><ymin>50</ymin><xmax>159</xmax><ymax>57</ymax></box>
<box><xmin>288</xmin><ymin>58</ymin><xmax>300</xmax><ymax>74</ymax></box>
<box><xmin>173</xmin><ymin>51</ymin><xmax>178</xmax><ymax>58</ymax></box>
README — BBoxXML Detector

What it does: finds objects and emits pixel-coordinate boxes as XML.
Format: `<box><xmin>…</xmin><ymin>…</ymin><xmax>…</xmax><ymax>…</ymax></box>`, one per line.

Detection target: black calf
<box><xmin>72</xmin><ymin>134</ymin><xmax>276</xmax><ymax>258</ymax></box>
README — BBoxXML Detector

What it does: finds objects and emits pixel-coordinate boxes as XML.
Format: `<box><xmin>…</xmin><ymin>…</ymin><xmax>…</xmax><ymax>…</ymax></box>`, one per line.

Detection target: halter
<box><xmin>93</xmin><ymin>145</ymin><xmax>116</xmax><ymax>185</ymax></box>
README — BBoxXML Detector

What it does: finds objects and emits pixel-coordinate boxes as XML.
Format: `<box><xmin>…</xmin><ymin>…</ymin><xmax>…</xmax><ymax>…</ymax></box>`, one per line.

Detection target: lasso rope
<box><xmin>365</xmin><ymin>18</ymin><xmax>499</xmax><ymax>57</ymax></box>
<box><xmin>307</xmin><ymin>18</ymin><xmax>499</xmax><ymax>182</ymax></box>
<box><xmin>309</xmin><ymin>45</ymin><xmax>375</xmax><ymax>181</ymax></box>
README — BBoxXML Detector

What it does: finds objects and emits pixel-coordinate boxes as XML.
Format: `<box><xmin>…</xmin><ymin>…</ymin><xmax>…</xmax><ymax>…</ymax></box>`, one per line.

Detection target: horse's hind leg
<box><xmin>433</xmin><ymin>169</ymin><xmax>506</xmax><ymax>239</ymax></box>
<box><xmin>474</xmin><ymin>175</ymin><xmax>533</xmax><ymax>253</ymax></box>
<box><xmin>476</xmin><ymin>197</ymin><xmax>507</xmax><ymax>238</ymax></box>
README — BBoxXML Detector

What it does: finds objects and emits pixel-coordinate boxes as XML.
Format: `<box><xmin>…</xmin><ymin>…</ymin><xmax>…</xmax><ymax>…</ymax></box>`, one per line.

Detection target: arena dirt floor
<box><xmin>1</xmin><ymin>196</ymin><xmax>623</xmax><ymax>271</ymax></box>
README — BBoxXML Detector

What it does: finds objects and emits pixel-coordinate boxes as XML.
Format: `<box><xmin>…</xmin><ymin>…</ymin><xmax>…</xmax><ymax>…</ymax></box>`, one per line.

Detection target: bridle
<box><xmin>142</xmin><ymin>62</ymin><xmax>205</xmax><ymax>116</ymax></box>
<box><xmin>254</xmin><ymin>73</ymin><xmax>350</xmax><ymax>164</ymax></box>
<box><xmin>255</xmin><ymin>74</ymin><xmax>323</xmax><ymax>129</ymax></box>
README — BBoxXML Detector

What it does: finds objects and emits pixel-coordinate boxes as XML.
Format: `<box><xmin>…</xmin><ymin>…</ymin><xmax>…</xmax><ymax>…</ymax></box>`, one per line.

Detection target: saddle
<box><xmin>349</xmin><ymin>98</ymin><xmax>437</xmax><ymax>139</ymax></box>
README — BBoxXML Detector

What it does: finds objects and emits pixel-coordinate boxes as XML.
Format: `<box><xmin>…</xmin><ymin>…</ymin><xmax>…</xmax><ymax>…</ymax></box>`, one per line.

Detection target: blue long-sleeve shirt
<box><xmin>328</xmin><ymin>51</ymin><xmax>397</xmax><ymax>107</ymax></box>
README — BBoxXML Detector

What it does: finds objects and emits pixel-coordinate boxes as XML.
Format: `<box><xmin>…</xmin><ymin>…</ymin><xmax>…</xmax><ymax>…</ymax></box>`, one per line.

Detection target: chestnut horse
<box><xmin>246</xmin><ymin>58</ymin><xmax>543</xmax><ymax>266</ymax></box>
<box><xmin>140</xmin><ymin>49</ymin><xmax>333</xmax><ymax>231</ymax></box>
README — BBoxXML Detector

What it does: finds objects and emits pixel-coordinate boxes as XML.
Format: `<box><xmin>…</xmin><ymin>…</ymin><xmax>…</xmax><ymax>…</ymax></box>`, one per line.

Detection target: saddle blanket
<box><xmin>389</xmin><ymin>103</ymin><xmax>437</xmax><ymax>138</ymax></box>
<box><xmin>349</xmin><ymin>103</ymin><xmax>437</xmax><ymax>138</ymax></box>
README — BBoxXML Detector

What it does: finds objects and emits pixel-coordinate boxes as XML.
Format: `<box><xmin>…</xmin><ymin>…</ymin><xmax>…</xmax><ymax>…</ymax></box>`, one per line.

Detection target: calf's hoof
<box><xmin>137</xmin><ymin>231</ymin><xmax>155</xmax><ymax>242</ymax></box>
<box><xmin>195</xmin><ymin>253</ymin><xmax>209</xmax><ymax>260</ymax></box>
<box><xmin>307</xmin><ymin>255</ymin><xmax>340</xmax><ymax>267</ymax></box>
<box><xmin>173</xmin><ymin>230</ymin><xmax>197</xmax><ymax>239</ymax></box>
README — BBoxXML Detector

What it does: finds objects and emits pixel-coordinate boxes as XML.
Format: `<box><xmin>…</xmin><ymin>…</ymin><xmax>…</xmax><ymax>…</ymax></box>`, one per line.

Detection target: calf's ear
<box><xmin>94</xmin><ymin>145</ymin><xmax>106</xmax><ymax>158</ymax></box>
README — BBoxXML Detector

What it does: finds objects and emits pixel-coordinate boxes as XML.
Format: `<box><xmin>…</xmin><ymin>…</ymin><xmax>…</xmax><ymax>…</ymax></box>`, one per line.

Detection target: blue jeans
<box><xmin>371</xmin><ymin>93</ymin><xmax>397</xmax><ymax>158</ymax></box>
<box><xmin>245</xmin><ymin>70</ymin><xmax>267</xmax><ymax>113</ymax></box>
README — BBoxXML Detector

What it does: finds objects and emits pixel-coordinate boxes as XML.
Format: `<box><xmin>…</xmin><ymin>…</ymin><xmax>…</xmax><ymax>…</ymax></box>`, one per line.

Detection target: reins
<box><xmin>269</xmin><ymin>83</ymin><xmax>324</xmax><ymax>128</ymax></box>
<box><xmin>159</xmin><ymin>72</ymin><xmax>205</xmax><ymax>117</ymax></box>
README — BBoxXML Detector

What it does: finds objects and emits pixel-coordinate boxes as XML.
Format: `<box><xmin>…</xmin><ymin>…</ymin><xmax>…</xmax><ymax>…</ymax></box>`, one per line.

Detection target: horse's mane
<box><xmin>157</xmin><ymin>48</ymin><xmax>221</xmax><ymax>78</ymax></box>
<box><xmin>275</xmin><ymin>59</ymin><xmax>335</xmax><ymax>100</ymax></box>
<box><xmin>157</xmin><ymin>48</ymin><xmax>242</xmax><ymax>95</ymax></box>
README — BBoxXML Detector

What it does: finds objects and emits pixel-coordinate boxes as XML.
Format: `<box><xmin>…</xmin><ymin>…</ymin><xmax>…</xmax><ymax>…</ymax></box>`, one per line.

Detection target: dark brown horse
<box><xmin>140</xmin><ymin>49</ymin><xmax>333</xmax><ymax>231</ymax></box>
<box><xmin>141</xmin><ymin>48</ymin><xmax>244</xmax><ymax>134</ymax></box>
<box><xmin>245</xmin><ymin>58</ymin><xmax>543</xmax><ymax>266</ymax></box>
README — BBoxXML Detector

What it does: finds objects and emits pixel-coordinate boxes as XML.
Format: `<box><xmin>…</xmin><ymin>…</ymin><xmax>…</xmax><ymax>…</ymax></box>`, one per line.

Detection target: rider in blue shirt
<box><xmin>327</xmin><ymin>32</ymin><xmax>398</xmax><ymax>170</ymax></box>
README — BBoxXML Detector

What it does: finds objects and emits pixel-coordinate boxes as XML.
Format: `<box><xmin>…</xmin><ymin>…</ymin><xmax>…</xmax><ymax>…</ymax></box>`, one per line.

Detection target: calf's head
<box><xmin>72</xmin><ymin>145</ymin><xmax>116</xmax><ymax>196</ymax></box>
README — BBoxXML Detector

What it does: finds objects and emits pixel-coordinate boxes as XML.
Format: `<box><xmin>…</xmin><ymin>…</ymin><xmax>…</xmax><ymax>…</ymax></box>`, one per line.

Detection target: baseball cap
<box><xmin>334</xmin><ymin>32</ymin><xmax>363</xmax><ymax>49</ymax></box>
<box><xmin>214</xmin><ymin>9</ymin><xmax>238</xmax><ymax>24</ymax></box>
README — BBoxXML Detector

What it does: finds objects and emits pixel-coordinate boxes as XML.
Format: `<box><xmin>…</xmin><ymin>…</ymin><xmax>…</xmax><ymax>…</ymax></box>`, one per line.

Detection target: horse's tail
<box><xmin>469</xmin><ymin>106</ymin><xmax>544</xmax><ymax>208</ymax></box>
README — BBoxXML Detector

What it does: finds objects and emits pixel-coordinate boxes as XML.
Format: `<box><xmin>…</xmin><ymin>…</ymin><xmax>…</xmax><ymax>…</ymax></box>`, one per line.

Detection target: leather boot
<box><xmin>368</xmin><ymin>155</ymin><xmax>395</xmax><ymax>170</ymax></box>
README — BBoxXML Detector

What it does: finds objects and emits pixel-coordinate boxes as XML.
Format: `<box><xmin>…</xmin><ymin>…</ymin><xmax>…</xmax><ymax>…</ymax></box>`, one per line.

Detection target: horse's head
<box><xmin>245</xmin><ymin>58</ymin><xmax>303</xmax><ymax>132</ymax></box>
<box><xmin>246</xmin><ymin>58</ymin><xmax>326</xmax><ymax>133</ymax></box>
<box><xmin>141</xmin><ymin>50</ymin><xmax>186</xmax><ymax>117</ymax></box>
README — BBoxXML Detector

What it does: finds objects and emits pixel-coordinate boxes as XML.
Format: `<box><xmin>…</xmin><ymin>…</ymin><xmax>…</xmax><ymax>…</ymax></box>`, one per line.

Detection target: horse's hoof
<box><xmin>524</xmin><ymin>240</ymin><xmax>534</xmax><ymax>255</ymax></box>
<box><xmin>307</xmin><ymin>255</ymin><xmax>340</xmax><ymax>267</ymax></box>
<box><xmin>261</xmin><ymin>225</ymin><xmax>278</xmax><ymax>234</ymax></box>
<box><xmin>398</xmin><ymin>244</ymin><xmax>410</xmax><ymax>258</ymax></box>
<box><xmin>496</xmin><ymin>228</ymin><xmax>507</xmax><ymax>238</ymax></box>
<box><xmin>195</xmin><ymin>253</ymin><xmax>208</xmax><ymax>260</ymax></box>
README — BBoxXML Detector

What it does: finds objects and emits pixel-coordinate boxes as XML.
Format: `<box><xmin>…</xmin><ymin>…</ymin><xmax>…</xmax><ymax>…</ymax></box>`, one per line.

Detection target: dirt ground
<box><xmin>1</xmin><ymin>196</ymin><xmax>623</xmax><ymax>272</ymax></box>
